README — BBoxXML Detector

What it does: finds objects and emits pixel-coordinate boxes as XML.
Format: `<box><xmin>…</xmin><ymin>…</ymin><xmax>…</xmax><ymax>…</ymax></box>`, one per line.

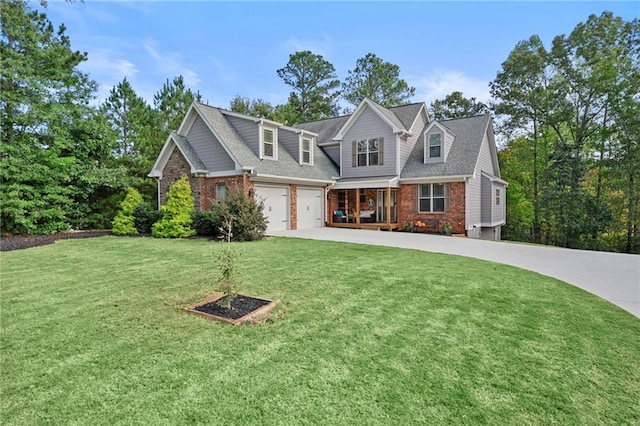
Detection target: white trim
<box><xmin>425</xmin><ymin>132</ymin><xmax>443</xmax><ymax>163</ymax></box>
<box><xmin>480</xmin><ymin>171</ymin><xmax>508</xmax><ymax>186</ymax></box>
<box><xmin>407</xmin><ymin>103</ymin><xmax>429</xmax><ymax>133</ymax></box>
<box><xmin>220</xmin><ymin>109</ymin><xmax>283</xmax><ymax>128</ymax></box>
<box><xmin>148</xmin><ymin>135</ymin><xmax>208</xmax><ymax>179</ymax></box>
<box><xmin>177</xmin><ymin>103</ymin><xmax>199</xmax><ymax>135</ymax></box>
<box><xmin>206</xmin><ymin>169</ymin><xmax>244</xmax><ymax>178</ymax></box>
<box><xmin>300</xmin><ymin>135</ymin><xmax>314</xmax><ymax>166</ymax></box>
<box><xmin>251</xmin><ymin>174</ymin><xmax>332</xmax><ymax>186</ymax></box>
<box><xmin>395</xmin><ymin>134</ymin><xmax>401</xmax><ymax>176</ymax></box>
<box><xmin>400</xmin><ymin>175</ymin><xmax>470</xmax><ymax>184</ymax></box>
<box><xmin>259</xmin><ymin>123</ymin><xmax>278</xmax><ymax>160</ymax></box>
<box><xmin>333</xmin><ymin>98</ymin><xmax>407</xmax><ymax>140</ymax></box>
<box><xmin>333</xmin><ymin>176</ymin><xmax>399</xmax><ymax>189</ymax></box>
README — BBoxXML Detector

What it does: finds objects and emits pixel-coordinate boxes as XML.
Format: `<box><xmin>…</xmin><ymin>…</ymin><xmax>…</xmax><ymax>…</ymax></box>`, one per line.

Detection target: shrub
<box><xmin>112</xmin><ymin>187</ymin><xmax>143</xmax><ymax>235</ymax></box>
<box><xmin>133</xmin><ymin>203</ymin><xmax>163</xmax><ymax>234</ymax></box>
<box><xmin>192</xmin><ymin>211</ymin><xmax>221</xmax><ymax>237</ymax></box>
<box><xmin>210</xmin><ymin>186</ymin><xmax>267</xmax><ymax>242</ymax></box>
<box><xmin>152</xmin><ymin>175</ymin><xmax>195</xmax><ymax>238</ymax></box>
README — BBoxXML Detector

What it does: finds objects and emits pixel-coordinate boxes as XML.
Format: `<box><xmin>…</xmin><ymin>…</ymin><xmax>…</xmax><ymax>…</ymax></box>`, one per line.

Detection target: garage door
<box><xmin>254</xmin><ymin>184</ymin><xmax>289</xmax><ymax>233</ymax></box>
<box><xmin>297</xmin><ymin>187</ymin><xmax>323</xmax><ymax>229</ymax></box>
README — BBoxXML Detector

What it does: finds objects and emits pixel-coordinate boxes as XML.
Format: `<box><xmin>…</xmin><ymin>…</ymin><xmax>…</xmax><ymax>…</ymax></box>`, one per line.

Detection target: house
<box><xmin>149</xmin><ymin>98</ymin><xmax>507</xmax><ymax>239</ymax></box>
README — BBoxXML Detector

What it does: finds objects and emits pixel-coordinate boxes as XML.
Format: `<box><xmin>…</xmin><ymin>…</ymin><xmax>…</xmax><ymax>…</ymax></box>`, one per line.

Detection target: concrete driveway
<box><xmin>271</xmin><ymin>228</ymin><xmax>640</xmax><ymax>319</ymax></box>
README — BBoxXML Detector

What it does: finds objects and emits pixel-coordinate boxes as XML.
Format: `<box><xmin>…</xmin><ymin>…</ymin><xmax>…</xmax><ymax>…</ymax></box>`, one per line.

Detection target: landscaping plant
<box><xmin>215</xmin><ymin>243</ymin><xmax>241</xmax><ymax>309</ymax></box>
<box><xmin>112</xmin><ymin>187</ymin><xmax>144</xmax><ymax>235</ymax></box>
<box><xmin>152</xmin><ymin>174</ymin><xmax>195</xmax><ymax>238</ymax></box>
<box><xmin>211</xmin><ymin>186</ymin><xmax>267</xmax><ymax>242</ymax></box>
<box><xmin>133</xmin><ymin>203</ymin><xmax>163</xmax><ymax>234</ymax></box>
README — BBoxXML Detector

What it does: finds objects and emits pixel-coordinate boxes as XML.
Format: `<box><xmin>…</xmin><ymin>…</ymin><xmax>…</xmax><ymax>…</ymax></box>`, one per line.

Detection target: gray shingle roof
<box><xmin>365</xmin><ymin>98</ymin><xmax>407</xmax><ymax>132</ymax></box>
<box><xmin>193</xmin><ymin>103</ymin><xmax>338</xmax><ymax>182</ymax></box>
<box><xmin>294</xmin><ymin>115</ymin><xmax>349</xmax><ymax>144</ymax></box>
<box><xmin>171</xmin><ymin>133</ymin><xmax>207</xmax><ymax>171</ymax></box>
<box><xmin>389</xmin><ymin>103</ymin><xmax>425</xmax><ymax>130</ymax></box>
<box><xmin>400</xmin><ymin>114</ymin><xmax>491</xmax><ymax>179</ymax></box>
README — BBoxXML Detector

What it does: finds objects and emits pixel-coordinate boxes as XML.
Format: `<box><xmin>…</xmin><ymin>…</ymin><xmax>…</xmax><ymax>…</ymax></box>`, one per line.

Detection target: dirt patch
<box><xmin>0</xmin><ymin>230</ymin><xmax>112</xmax><ymax>252</ymax></box>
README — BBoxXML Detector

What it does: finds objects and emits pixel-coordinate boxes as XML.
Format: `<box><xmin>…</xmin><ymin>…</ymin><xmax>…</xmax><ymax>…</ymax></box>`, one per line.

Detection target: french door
<box><xmin>376</xmin><ymin>189</ymin><xmax>397</xmax><ymax>223</ymax></box>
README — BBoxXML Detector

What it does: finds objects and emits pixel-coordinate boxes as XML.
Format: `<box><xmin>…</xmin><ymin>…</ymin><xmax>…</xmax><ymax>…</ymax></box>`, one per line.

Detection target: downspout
<box><xmin>157</xmin><ymin>178</ymin><xmax>161</xmax><ymax>210</ymax></box>
<box><xmin>464</xmin><ymin>176</ymin><xmax>470</xmax><ymax>236</ymax></box>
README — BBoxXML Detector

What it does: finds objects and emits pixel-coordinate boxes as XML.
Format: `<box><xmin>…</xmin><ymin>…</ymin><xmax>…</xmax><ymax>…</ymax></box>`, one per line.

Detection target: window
<box><xmin>429</xmin><ymin>133</ymin><xmax>442</xmax><ymax>158</ymax></box>
<box><xmin>496</xmin><ymin>188</ymin><xmax>501</xmax><ymax>205</ymax></box>
<box><xmin>216</xmin><ymin>183</ymin><xmax>227</xmax><ymax>201</ymax></box>
<box><xmin>263</xmin><ymin>128</ymin><xmax>275</xmax><ymax>159</ymax></box>
<box><xmin>302</xmin><ymin>137</ymin><xmax>312</xmax><ymax>164</ymax></box>
<box><xmin>355</xmin><ymin>138</ymin><xmax>381</xmax><ymax>166</ymax></box>
<box><xmin>418</xmin><ymin>183</ymin><xmax>446</xmax><ymax>212</ymax></box>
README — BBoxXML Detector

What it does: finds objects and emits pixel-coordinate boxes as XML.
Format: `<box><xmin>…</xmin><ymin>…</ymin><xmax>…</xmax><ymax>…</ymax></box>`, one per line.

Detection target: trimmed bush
<box><xmin>112</xmin><ymin>187</ymin><xmax>143</xmax><ymax>235</ymax></box>
<box><xmin>192</xmin><ymin>211</ymin><xmax>221</xmax><ymax>237</ymax></box>
<box><xmin>211</xmin><ymin>186</ymin><xmax>267</xmax><ymax>242</ymax></box>
<box><xmin>133</xmin><ymin>203</ymin><xmax>163</xmax><ymax>234</ymax></box>
<box><xmin>152</xmin><ymin>175</ymin><xmax>195</xmax><ymax>238</ymax></box>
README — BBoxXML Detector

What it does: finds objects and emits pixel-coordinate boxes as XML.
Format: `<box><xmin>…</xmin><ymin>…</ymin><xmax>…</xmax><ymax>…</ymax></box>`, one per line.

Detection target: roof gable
<box><xmin>148</xmin><ymin>133</ymin><xmax>208</xmax><ymax>178</ymax></box>
<box><xmin>333</xmin><ymin>98</ymin><xmax>409</xmax><ymax>140</ymax></box>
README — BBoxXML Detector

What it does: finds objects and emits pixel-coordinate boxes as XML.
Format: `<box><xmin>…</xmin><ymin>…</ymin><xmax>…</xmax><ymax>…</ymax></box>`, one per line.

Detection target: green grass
<box><xmin>1</xmin><ymin>236</ymin><xmax>638</xmax><ymax>425</ymax></box>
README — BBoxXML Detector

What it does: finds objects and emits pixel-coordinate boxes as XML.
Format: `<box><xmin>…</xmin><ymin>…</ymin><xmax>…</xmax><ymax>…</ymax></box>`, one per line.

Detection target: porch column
<box><xmin>386</xmin><ymin>186</ymin><xmax>391</xmax><ymax>227</ymax></box>
<box><xmin>355</xmin><ymin>188</ymin><xmax>360</xmax><ymax>224</ymax></box>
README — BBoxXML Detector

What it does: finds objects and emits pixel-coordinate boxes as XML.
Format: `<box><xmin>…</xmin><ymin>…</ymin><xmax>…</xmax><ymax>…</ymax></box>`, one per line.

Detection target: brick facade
<box><xmin>397</xmin><ymin>182</ymin><xmax>465</xmax><ymax>234</ymax></box>
<box><xmin>160</xmin><ymin>146</ymin><xmax>255</xmax><ymax>211</ymax></box>
<box><xmin>289</xmin><ymin>184</ymin><xmax>298</xmax><ymax>231</ymax></box>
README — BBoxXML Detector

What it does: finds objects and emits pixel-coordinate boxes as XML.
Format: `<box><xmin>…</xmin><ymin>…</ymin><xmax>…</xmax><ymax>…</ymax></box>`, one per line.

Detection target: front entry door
<box><xmin>376</xmin><ymin>189</ymin><xmax>397</xmax><ymax>223</ymax></box>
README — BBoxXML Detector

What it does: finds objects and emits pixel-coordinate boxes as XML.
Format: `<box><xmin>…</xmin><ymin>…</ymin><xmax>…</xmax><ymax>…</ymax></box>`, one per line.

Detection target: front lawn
<box><xmin>1</xmin><ymin>236</ymin><xmax>638</xmax><ymax>424</ymax></box>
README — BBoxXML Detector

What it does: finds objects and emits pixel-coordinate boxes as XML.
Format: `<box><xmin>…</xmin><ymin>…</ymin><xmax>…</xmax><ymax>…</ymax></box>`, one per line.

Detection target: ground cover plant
<box><xmin>1</xmin><ymin>237</ymin><xmax>638</xmax><ymax>424</ymax></box>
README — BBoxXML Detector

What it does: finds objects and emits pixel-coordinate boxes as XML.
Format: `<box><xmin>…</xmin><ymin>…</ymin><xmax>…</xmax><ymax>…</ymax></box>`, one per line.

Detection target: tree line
<box><xmin>1</xmin><ymin>1</ymin><xmax>637</xmax><ymax>253</ymax></box>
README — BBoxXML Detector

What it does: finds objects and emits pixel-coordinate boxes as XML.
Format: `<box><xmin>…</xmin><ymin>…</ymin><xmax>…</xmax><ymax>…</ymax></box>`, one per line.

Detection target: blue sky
<box><xmin>39</xmin><ymin>1</ymin><xmax>639</xmax><ymax>109</ymax></box>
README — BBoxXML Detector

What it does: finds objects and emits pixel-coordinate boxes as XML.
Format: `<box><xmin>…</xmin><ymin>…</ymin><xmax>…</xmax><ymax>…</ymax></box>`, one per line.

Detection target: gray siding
<box><xmin>493</xmin><ymin>183</ymin><xmax>506</xmax><ymax>224</ymax></box>
<box><xmin>226</xmin><ymin>116</ymin><xmax>259</xmax><ymax>156</ymax></box>
<box><xmin>400</xmin><ymin>111</ymin><xmax>426</xmax><ymax>169</ymax></box>
<box><xmin>342</xmin><ymin>106</ymin><xmax>396</xmax><ymax>178</ymax></box>
<box><xmin>466</xmin><ymin>132</ymin><xmax>494</xmax><ymax>228</ymax></box>
<box><xmin>279</xmin><ymin>128</ymin><xmax>300</xmax><ymax>163</ymax></box>
<box><xmin>481</xmin><ymin>174</ymin><xmax>492</xmax><ymax>223</ymax></box>
<box><xmin>322</xmin><ymin>144</ymin><xmax>340</xmax><ymax>168</ymax></box>
<box><xmin>187</xmin><ymin>116</ymin><xmax>235</xmax><ymax>172</ymax></box>
<box><xmin>444</xmin><ymin>131</ymin><xmax>454</xmax><ymax>161</ymax></box>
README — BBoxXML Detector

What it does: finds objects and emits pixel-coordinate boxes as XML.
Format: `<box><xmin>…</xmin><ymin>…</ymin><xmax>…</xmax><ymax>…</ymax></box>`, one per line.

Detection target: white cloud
<box><xmin>144</xmin><ymin>39</ymin><xmax>201</xmax><ymax>87</ymax></box>
<box><xmin>81</xmin><ymin>49</ymin><xmax>138</xmax><ymax>79</ymax></box>
<box><xmin>410</xmin><ymin>69</ymin><xmax>491</xmax><ymax>105</ymax></box>
<box><xmin>281</xmin><ymin>34</ymin><xmax>334</xmax><ymax>58</ymax></box>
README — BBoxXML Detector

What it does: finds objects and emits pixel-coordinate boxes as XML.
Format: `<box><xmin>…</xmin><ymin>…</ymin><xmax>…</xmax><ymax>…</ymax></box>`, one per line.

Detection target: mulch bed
<box><xmin>194</xmin><ymin>295</ymin><xmax>271</xmax><ymax>320</ymax></box>
<box><xmin>0</xmin><ymin>230</ymin><xmax>112</xmax><ymax>252</ymax></box>
<box><xmin>186</xmin><ymin>292</ymin><xmax>278</xmax><ymax>325</ymax></box>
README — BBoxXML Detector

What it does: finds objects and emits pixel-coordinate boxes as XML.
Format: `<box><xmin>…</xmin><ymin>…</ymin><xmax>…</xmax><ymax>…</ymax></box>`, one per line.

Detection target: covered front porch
<box><xmin>327</xmin><ymin>176</ymin><xmax>401</xmax><ymax>231</ymax></box>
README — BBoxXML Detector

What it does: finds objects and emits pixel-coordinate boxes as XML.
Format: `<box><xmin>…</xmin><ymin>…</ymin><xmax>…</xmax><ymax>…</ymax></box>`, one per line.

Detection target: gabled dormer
<box><xmin>278</xmin><ymin>126</ymin><xmax>317</xmax><ymax>166</ymax></box>
<box><xmin>423</xmin><ymin>121</ymin><xmax>455</xmax><ymax>163</ymax></box>
<box><xmin>259</xmin><ymin>121</ymin><xmax>278</xmax><ymax>160</ymax></box>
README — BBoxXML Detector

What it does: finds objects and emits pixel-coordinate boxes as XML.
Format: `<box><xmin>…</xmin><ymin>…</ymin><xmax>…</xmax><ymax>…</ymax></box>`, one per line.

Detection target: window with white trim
<box><xmin>419</xmin><ymin>183</ymin><xmax>447</xmax><ymax>212</ymax></box>
<box><xmin>301</xmin><ymin>137</ymin><xmax>312</xmax><ymax>165</ymax></box>
<box><xmin>429</xmin><ymin>133</ymin><xmax>442</xmax><ymax>159</ymax></box>
<box><xmin>262</xmin><ymin>128</ymin><xmax>276</xmax><ymax>159</ymax></box>
<box><xmin>357</xmin><ymin>138</ymin><xmax>379</xmax><ymax>166</ymax></box>
<box><xmin>496</xmin><ymin>188</ymin><xmax>501</xmax><ymax>205</ymax></box>
<box><xmin>216</xmin><ymin>183</ymin><xmax>227</xmax><ymax>201</ymax></box>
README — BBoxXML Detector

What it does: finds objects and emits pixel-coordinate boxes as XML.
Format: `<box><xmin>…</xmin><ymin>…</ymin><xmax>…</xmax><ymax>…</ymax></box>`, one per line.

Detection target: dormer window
<box><xmin>429</xmin><ymin>133</ymin><xmax>442</xmax><ymax>159</ymax></box>
<box><xmin>301</xmin><ymin>137</ymin><xmax>313</xmax><ymax>165</ymax></box>
<box><xmin>261</xmin><ymin>126</ymin><xmax>277</xmax><ymax>160</ymax></box>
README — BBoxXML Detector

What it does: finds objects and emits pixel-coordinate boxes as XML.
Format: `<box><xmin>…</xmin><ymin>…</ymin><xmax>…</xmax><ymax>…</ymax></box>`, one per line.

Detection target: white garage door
<box><xmin>297</xmin><ymin>187</ymin><xmax>323</xmax><ymax>229</ymax></box>
<box><xmin>254</xmin><ymin>184</ymin><xmax>289</xmax><ymax>233</ymax></box>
